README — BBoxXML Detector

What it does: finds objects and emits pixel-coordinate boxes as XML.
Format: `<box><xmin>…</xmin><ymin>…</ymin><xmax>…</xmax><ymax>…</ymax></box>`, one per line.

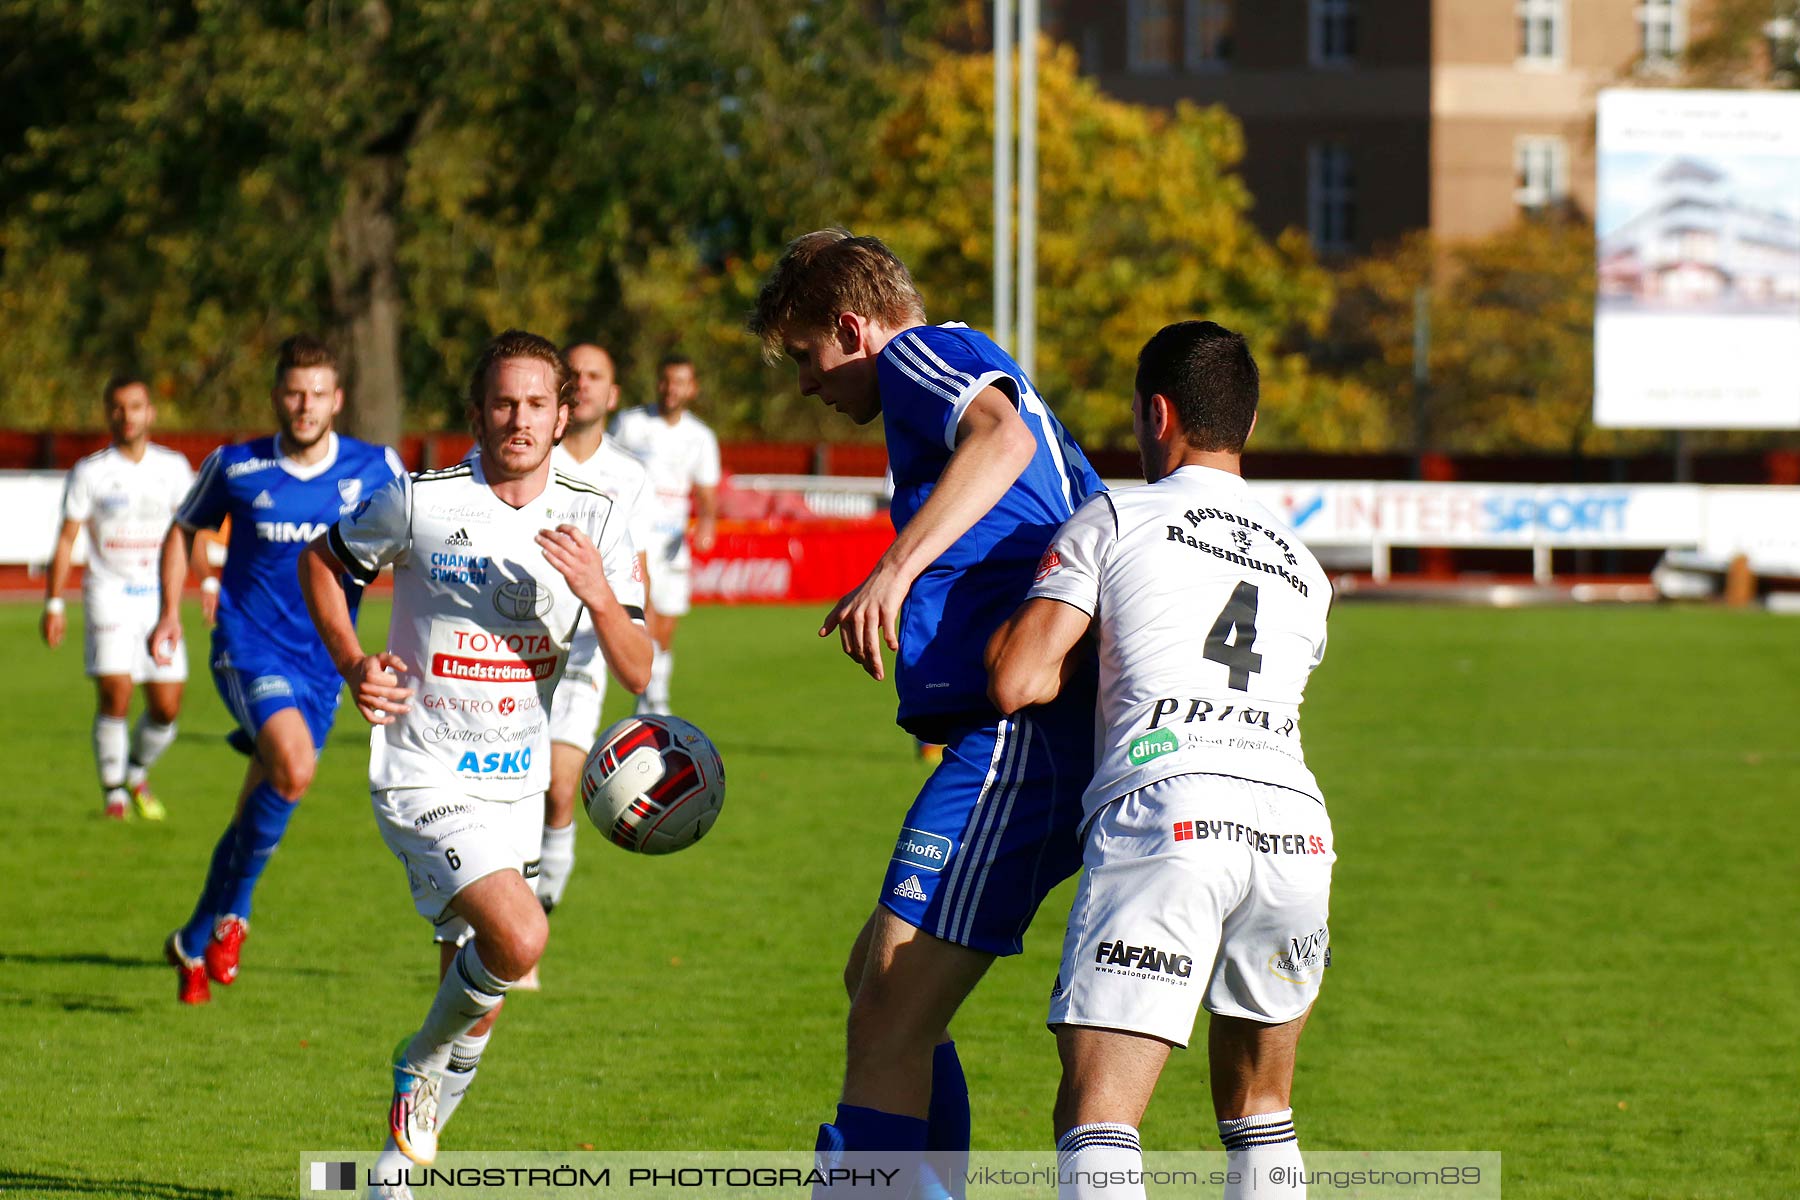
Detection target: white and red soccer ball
<box><xmin>581</xmin><ymin>715</ymin><xmax>725</xmax><ymax>854</ymax></box>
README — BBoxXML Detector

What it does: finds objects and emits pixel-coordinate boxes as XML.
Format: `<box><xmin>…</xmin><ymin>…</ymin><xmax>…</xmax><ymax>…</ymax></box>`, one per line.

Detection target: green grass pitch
<box><xmin>4</xmin><ymin>599</ymin><xmax>1797</xmax><ymax>1198</ymax></box>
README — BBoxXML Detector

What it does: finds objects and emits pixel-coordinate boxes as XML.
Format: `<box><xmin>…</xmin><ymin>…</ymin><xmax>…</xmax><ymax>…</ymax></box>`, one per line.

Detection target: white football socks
<box><xmin>637</xmin><ymin>647</ymin><xmax>673</xmax><ymax>715</ymax></box>
<box><xmin>93</xmin><ymin>715</ymin><xmax>129</xmax><ymax>791</ymax></box>
<box><xmin>1219</xmin><ymin>1108</ymin><xmax>1305</xmax><ymax>1199</ymax></box>
<box><xmin>536</xmin><ymin>822</ymin><xmax>576</xmax><ymax>912</ymax></box>
<box><xmin>1057</xmin><ymin>1123</ymin><xmax>1145</xmax><ymax>1200</ymax></box>
<box><xmin>127</xmin><ymin>716</ymin><xmax>178</xmax><ymax>786</ymax></box>
<box><xmin>433</xmin><ymin>1029</ymin><xmax>491</xmax><ymax>1134</ymax></box>
<box><xmin>403</xmin><ymin>941</ymin><xmax>509</xmax><ymax>1073</ymax></box>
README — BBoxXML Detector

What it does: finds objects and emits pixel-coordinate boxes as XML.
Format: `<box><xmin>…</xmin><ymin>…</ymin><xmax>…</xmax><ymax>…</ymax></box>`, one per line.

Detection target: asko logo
<box><xmin>455</xmin><ymin>747</ymin><xmax>533</xmax><ymax>775</ymax></box>
<box><xmin>255</xmin><ymin>521</ymin><xmax>328</xmax><ymax>543</ymax></box>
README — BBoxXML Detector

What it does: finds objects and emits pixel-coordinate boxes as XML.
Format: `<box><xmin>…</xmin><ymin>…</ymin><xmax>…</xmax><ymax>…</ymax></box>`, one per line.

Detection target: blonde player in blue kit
<box><xmin>750</xmin><ymin>230</ymin><xmax>1104</xmax><ymax>1179</ymax></box>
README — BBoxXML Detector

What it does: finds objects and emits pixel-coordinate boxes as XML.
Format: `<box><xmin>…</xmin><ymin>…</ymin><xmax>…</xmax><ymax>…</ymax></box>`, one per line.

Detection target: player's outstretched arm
<box><xmin>821</xmin><ymin>387</ymin><xmax>1036</xmax><ymax>681</ymax></box>
<box><xmin>537</xmin><ymin>524</ymin><xmax>653</xmax><ymax>695</ymax></box>
<box><xmin>297</xmin><ymin>537</ymin><xmax>413</xmax><ymax>725</ymax></box>
<box><xmin>147</xmin><ymin>523</ymin><xmax>196</xmax><ymax>666</ymax></box>
<box><xmin>986</xmin><ymin>597</ymin><xmax>1093</xmax><ymax>714</ymax></box>
<box><xmin>41</xmin><ymin>519</ymin><xmax>80</xmax><ymax>648</ymax></box>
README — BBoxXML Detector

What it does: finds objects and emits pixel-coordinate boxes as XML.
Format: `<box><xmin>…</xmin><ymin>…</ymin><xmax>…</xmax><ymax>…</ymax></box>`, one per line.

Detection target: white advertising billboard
<box><xmin>1595</xmin><ymin>89</ymin><xmax>1800</xmax><ymax>429</ymax></box>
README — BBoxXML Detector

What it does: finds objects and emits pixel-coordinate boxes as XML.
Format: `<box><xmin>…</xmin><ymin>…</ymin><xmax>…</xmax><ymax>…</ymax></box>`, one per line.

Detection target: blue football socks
<box><xmin>223</xmin><ymin>782</ymin><xmax>297</xmax><ymax>918</ymax></box>
<box><xmin>925</xmin><ymin>1041</ymin><xmax>970</xmax><ymax>1199</ymax></box>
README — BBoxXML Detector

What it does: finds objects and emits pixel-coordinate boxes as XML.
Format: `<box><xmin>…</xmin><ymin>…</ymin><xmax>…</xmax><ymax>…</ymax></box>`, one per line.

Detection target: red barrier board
<box><xmin>691</xmin><ymin>519</ymin><xmax>893</xmax><ymax>604</ymax></box>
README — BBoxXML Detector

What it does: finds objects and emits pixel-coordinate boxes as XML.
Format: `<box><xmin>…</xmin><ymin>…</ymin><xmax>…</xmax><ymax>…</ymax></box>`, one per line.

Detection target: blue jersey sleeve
<box><xmin>879</xmin><ymin>327</ymin><xmax>1024</xmax><ymax>456</ymax></box>
<box><xmin>175</xmin><ymin>447</ymin><xmax>232</xmax><ymax>531</ymax></box>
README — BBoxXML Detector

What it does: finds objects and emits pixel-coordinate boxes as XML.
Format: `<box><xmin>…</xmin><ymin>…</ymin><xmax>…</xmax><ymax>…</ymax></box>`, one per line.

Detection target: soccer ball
<box><xmin>581</xmin><ymin>715</ymin><xmax>725</xmax><ymax>854</ymax></box>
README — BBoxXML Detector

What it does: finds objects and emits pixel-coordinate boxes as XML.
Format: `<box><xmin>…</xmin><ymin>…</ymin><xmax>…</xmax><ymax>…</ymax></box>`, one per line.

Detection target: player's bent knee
<box><xmin>267</xmin><ymin>755</ymin><xmax>314</xmax><ymax>800</ymax></box>
<box><xmin>473</xmin><ymin>900</ymin><xmax>547</xmax><ymax>980</ymax></box>
<box><xmin>845</xmin><ymin>977</ymin><xmax>940</xmax><ymax>1057</ymax></box>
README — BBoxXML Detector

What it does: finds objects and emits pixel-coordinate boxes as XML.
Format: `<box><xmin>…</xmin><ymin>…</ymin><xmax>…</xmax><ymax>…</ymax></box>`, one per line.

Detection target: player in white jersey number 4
<box><xmin>989</xmin><ymin>323</ymin><xmax>1334</xmax><ymax>1200</ymax></box>
<box><xmin>41</xmin><ymin>375</ymin><xmax>194</xmax><ymax>820</ymax></box>
<box><xmin>298</xmin><ymin>331</ymin><xmax>651</xmax><ymax>1187</ymax></box>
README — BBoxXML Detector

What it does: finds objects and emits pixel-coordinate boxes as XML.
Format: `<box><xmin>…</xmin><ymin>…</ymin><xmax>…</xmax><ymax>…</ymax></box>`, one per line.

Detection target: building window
<box><xmin>1127</xmin><ymin>0</ymin><xmax>1178</xmax><ymax>73</ymax></box>
<box><xmin>1081</xmin><ymin>25</ymin><xmax>1103</xmax><ymax>73</ymax></box>
<box><xmin>1515</xmin><ymin>136</ymin><xmax>1569</xmax><ymax>211</ymax></box>
<box><xmin>1637</xmin><ymin>0</ymin><xmax>1685</xmax><ymax>64</ymax></box>
<box><xmin>1309</xmin><ymin>143</ymin><xmax>1356</xmax><ymax>255</ymax></box>
<box><xmin>1186</xmin><ymin>0</ymin><xmax>1233</xmax><ymax>70</ymax></box>
<box><xmin>1517</xmin><ymin>0</ymin><xmax>1564</xmax><ymax>66</ymax></box>
<box><xmin>1310</xmin><ymin>0</ymin><xmax>1357</xmax><ymax>66</ymax></box>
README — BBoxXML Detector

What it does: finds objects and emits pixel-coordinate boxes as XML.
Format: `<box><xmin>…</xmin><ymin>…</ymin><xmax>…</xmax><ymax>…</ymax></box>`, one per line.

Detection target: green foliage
<box><xmin>1324</xmin><ymin>220</ymin><xmax>1668</xmax><ymax>454</ymax></box>
<box><xmin>0</xmin><ymin>0</ymin><xmax>916</xmax><ymax>432</ymax></box>
<box><xmin>844</xmin><ymin>42</ymin><xmax>1339</xmax><ymax>451</ymax></box>
<box><xmin>1681</xmin><ymin>0</ymin><xmax>1800</xmax><ymax>87</ymax></box>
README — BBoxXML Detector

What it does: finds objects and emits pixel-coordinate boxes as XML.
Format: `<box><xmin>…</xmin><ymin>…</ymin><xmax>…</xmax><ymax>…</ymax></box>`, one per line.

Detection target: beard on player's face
<box><xmin>475</xmin><ymin>402</ymin><xmax>566</xmax><ymax>477</ymax></box>
<box><xmin>279</xmin><ymin>407</ymin><xmax>333</xmax><ymax>450</ymax></box>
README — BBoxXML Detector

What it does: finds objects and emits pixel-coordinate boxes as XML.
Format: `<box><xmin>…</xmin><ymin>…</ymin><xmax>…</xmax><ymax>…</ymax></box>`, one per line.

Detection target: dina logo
<box><xmin>493</xmin><ymin>576</ymin><xmax>554</xmax><ymax>620</ymax></box>
<box><xmin>1128</xmin><ymin>729</ymin><xmax>1179</xmax><ymax>764</ymax></box>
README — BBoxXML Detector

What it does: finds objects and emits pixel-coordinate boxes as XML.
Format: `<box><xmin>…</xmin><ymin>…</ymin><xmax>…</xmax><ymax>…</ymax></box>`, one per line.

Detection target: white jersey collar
<box><xmin>1167</xmin><ymin>464</ymin><xmax>1248</xmax><ymax>491</ymax></box>
<box><xmin>277</xmin><ymin>432</ymin><xmax>340</xmax><ymax>481</ymax></box>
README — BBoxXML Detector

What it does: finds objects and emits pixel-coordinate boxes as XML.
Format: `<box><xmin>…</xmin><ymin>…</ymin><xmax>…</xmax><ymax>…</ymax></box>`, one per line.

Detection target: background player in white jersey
<box><xmin>989</xmin><ymin>322</ymin><xmax>1334</xmax><ymax>1200</ymax></box>
<box><xmin>299</xmin><ymin>330</ymin><xmax>650</xmax><ymax>1186</ymax></box>
<box><xmin>608</xmin><ymin>353</ymin><xmax>720</xmax><ymax>715</ymax></box>
<box><xmin>41</xmin><ymin>375</ymin><xmax>194</xmax><ymax>820</ymax></box>
<box><xmin>522</xmin><ymin>341</ymin><xmax>652</xmax><ymax>985</ymax></box>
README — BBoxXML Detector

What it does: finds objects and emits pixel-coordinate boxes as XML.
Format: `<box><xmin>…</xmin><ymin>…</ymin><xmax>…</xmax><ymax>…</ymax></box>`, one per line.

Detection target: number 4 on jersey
<box><xmin>1205</xmin><ymin>581</ymin><xmax>1263</xmax><ymax>690</ymax></box>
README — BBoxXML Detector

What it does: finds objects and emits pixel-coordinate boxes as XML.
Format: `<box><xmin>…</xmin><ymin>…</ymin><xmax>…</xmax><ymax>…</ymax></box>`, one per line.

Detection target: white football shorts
<box><xmin>1048</xmin><ymin>773</ymin><xmax>1335</xmax><ymax>1046</ymax></box>
<box><xmin>548</xmin><ymin>628</ymin><xmax>606</xmax><ymax>748</ymax></box>
<box><xmin>373</xmin><ymin>786</ymin><xmax>544</xmax><ymax>943</ymax></box>
<box><xmin>646</xmin><ymin>539</ymin><xmax>692</xmax><ymax>618</ymax></box>
<box><xmin>85</xmin><ymin>583</ymin><xmax>186</xmax><ymax>683</ymax></box>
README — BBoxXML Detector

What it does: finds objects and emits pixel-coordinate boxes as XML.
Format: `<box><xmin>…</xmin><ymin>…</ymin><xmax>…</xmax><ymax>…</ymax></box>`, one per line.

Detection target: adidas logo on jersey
<box><xmin>252</xmin><ymin>490</ymin><xmax>275</xmax><ymax>509</ymax></box>
<box><xmin>891</xmin><ymin>875</ymin><xmax>928</xmax><ymax>902</ymax></box>
<box><xmin>444</xmin><ymin>527</ymin><xmax>473</xmax><ymax>547</ymax></box>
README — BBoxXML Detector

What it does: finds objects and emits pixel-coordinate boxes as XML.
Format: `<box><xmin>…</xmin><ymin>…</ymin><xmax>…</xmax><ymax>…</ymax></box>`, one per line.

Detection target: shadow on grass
<box><xmin>0</xmin><ymin>990</ymin><xmax>140</xmax><ymax>1014</ymax></box>
<box><xmin>0</xmin><ymin>950</ymin><xmax>347</xmax><ymax>978</ymax></box>
<box><xmin>0</xmin><ymin>1170</ymin><xmax>242</xmax><ymax>1198</ymax></box>
<box><xmin>0</xmin><ymin>950</ymin><xmax>164</xmax><ymax>970</ymax></box>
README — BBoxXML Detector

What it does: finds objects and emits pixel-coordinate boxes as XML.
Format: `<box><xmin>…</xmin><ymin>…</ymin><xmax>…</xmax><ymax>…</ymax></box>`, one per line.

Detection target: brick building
<box><xmin>1044</xmin><ymin>0</ymin><xmax>1700</xmax><ymax>253</ymax></box>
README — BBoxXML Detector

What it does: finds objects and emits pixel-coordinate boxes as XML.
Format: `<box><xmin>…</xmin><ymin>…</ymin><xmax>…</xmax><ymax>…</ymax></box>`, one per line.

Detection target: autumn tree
<box><xmin>1320</xmin><ymin>218</ymin><xmax>1678</xmax><ymax>455</ymax></box>
<box><xmin>0</xmin><ymin>1</ymin><xmax>943</xmax><ymax>437</ymax></box>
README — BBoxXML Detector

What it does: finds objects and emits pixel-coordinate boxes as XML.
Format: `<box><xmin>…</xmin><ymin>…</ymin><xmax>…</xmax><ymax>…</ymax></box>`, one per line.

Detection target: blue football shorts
<box><xmin>880</xmin><ymin>694</ymin><xmax>1093</xmax><ymax>956</ymax></box>
<box><xmin>212</xmin><ymin>654</ymin><xmax>341</xmax><ymax>756</ymax></box>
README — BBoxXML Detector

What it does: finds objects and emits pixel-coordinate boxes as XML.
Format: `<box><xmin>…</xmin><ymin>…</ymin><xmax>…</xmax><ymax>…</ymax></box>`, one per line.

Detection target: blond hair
<box><xmin>748</xmin><ymin>229</ymin><xmax>926</xmax><ymax>362</ymax></box>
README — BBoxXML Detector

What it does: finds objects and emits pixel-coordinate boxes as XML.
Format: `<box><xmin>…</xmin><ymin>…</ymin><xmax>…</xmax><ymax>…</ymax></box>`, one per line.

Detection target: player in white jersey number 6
<box><xmin>989</xmin><ymin>322</ymin><xmax>1335</xmax><ymax>1200</ymax></box>
<box><xmin>298</xmin><ymin>331</ymin><xmax>651</xmax><ymax>1186</ymax></box>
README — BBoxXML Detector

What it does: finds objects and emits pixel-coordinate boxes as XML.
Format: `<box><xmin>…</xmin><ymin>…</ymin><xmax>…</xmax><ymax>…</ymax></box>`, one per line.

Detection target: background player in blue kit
<box><xmin>750</xmin><ymin>230</ymin><xmax>1104</xmax><ymax>1168</ymax></box>
<box><xmin>149</xmin><ymin>335</ymin><xmax>403</xmax><ymax>1005</ymax></box>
